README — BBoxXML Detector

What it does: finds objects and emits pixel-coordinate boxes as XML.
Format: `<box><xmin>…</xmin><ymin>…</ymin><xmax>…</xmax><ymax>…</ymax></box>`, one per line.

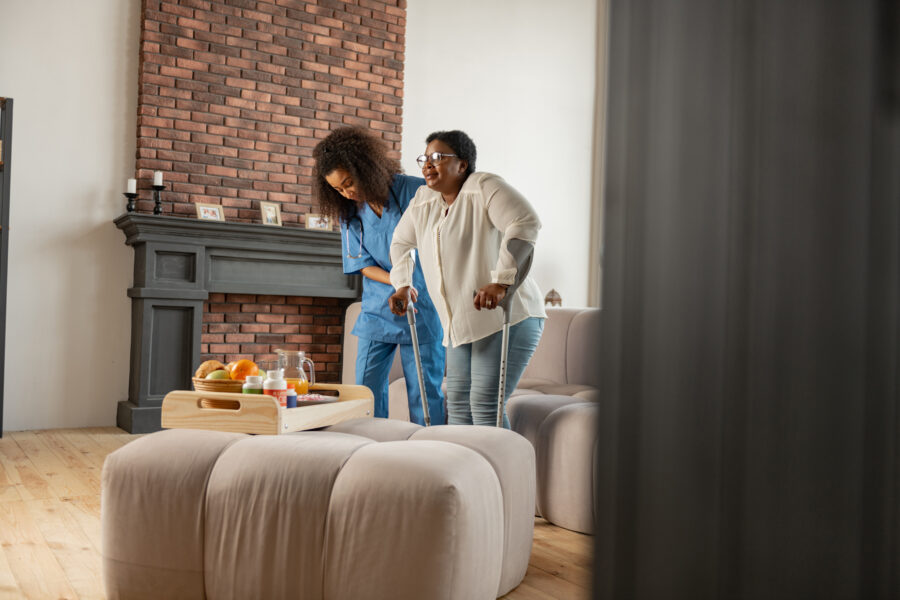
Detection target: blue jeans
<box><xmin>356</xmin><ymin>337</ymin><xmax>446</xmax><ymax>425</ymax></box>
<box><xmin>445</xmin><ymin>317</ymin><xmax>544</xmax><ymax>428</ymax></box>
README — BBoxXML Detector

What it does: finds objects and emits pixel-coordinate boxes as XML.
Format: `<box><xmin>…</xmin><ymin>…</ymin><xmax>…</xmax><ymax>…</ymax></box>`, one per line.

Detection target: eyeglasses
<box><xmin>416</xmin><ymin>152</ymin><xmax>458</xmax><ymax>168</ymax></box>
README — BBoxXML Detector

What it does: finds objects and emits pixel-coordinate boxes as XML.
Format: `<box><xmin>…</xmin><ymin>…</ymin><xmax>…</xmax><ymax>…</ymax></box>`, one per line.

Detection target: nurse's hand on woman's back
<box><xmin>389</xmin><ymin>285</ymin><xmax>418</xmax><ymax>315</ymax></box>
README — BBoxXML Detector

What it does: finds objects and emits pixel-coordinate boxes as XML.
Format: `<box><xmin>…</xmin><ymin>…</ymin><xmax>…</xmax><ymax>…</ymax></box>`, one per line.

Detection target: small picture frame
<box><xmin>195</xmin><ymin>203</ymin><xmax>224</xmax><ymax>221</ymax></box>
<box><xmin>260</xmin><ymin>201</ymin><xmax>282</xmax><ymax>226</ymax></box>
<box><xmin>305</xmin><ymin>213</ymin><xmax>332</xmax><ymax>231</ymax></box>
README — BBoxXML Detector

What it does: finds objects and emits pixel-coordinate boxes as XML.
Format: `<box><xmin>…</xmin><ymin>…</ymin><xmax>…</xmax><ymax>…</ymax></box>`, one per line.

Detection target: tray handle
<box><xmin>308</xmin><ymin>383</ymin><xmax>373</xmax><ymax>401</ymax></box>
<box><xmin>164</xmin><ymin>390</ymin><xmax>280</xmax><ymax>414</ymax></box>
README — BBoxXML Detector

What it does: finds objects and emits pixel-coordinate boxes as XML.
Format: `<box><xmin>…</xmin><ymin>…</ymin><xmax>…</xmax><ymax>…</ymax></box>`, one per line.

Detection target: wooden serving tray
<box><xmin>161</xmin><ymin>383</ymin><xmax>374</xmax><ymax>435</ymax></box>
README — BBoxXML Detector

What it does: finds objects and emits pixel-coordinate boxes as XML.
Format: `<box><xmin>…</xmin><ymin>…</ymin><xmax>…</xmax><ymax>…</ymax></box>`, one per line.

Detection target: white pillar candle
<box><xmin>153</xmin><ymin>171</ymin><xmax>163</xmax><ymax>186</ymax></box>
<box><xmin>127</xmin><ymin>178</ymin><xmax>137</xmax><ymax>194</ymax></box>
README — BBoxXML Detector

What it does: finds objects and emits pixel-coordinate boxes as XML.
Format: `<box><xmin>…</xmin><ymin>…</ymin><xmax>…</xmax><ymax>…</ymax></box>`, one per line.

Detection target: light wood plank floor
<box><xmin>0</xmin><ymin>427</ymin><xmax>592</xmax><ymax>599</ymax></box>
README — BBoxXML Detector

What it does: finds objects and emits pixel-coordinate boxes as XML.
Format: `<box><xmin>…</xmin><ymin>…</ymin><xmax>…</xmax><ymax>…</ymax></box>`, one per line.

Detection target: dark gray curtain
<box><xmin>596</xmin><ymin>1</ymin><xmax>900</xmax><ymax>598</ymax></box>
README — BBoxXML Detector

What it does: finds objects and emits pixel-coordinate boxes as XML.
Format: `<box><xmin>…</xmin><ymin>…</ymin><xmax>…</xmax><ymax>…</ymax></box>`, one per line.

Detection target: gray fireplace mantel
<box><xmin>114</xmin><ymin>213</ymin><xmax>360</xmax><ymax>433</ymax></box>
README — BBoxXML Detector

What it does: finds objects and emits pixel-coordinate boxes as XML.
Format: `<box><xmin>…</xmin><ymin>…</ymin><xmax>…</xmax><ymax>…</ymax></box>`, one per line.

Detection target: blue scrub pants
<box><xmin>356</xmin><ymin>337</ymin><xmax>446</xmax><ymax>425</ymax></box>
<box><xmin>445</xmin><ymin>317</ymin><xmax>544</xmax><ymax>428</ymax></box>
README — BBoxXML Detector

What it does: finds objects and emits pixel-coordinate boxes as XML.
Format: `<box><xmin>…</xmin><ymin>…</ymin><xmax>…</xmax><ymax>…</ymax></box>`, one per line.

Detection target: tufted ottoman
<box><xmin>101</xmin><ymin>419</ymin><xmax>535</xmax><ymax>600</ymax></box>
<box><xmin>507</xmin><ymin>394</ymin><xmax>604</xmax><ymax>535</ymax></box>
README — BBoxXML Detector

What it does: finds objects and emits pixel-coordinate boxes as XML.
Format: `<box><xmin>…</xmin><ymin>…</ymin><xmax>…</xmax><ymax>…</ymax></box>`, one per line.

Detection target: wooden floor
<box><xmin>0</xmin><ymin>427</ymin><xmax>592</xmax><ymax>599</ymax></box>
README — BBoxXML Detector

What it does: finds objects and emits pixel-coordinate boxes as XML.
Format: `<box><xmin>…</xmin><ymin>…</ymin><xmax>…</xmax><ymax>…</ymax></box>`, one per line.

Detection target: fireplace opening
<box><xmin>201</xmin><ymin>293</ymin><xmax>353</xmax><ymax>383</ymax></box>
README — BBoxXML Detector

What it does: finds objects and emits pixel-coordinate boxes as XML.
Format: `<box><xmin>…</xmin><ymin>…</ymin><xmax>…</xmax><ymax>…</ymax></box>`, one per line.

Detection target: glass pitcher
<box><xmin>275</xmin><ymin>349</ymin><xmax>315</xmax><ymax>395</ymax></box>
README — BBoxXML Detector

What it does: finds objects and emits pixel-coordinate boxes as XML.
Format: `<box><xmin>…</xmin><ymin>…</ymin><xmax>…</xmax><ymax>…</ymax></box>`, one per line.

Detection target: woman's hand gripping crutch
<box><xmin>474</xmin><ymin>239</ymin><xmax>535</xmax><ymax>427</ymax></box>
<box><xmin>389</xmin><ymin>286</ymin><xmax>430</xmax><ymax>426</ymax></box>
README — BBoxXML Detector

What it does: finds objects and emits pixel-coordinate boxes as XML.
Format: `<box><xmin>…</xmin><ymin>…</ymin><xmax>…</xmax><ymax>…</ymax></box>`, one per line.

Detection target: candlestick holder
<box><xmin>152</xmin><ymin>184</ymin><xmax>165</xmax><ymax>215</ymax></box>
<box><xmin>123</xmin><ymin>192</ymin><xmax>137</xmax><ymax>212</ymax></box>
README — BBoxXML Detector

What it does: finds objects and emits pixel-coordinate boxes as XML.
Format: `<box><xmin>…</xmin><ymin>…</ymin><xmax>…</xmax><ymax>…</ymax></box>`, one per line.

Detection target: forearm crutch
<box><xmin>407</xmin><ymin>302</ymin><xmax>431</xmax><ymax>427</ymax></box>
<box><xmin>495</xmin><ymin>239</ymin><xmax>535</xmax><ymax>427</ymax></box>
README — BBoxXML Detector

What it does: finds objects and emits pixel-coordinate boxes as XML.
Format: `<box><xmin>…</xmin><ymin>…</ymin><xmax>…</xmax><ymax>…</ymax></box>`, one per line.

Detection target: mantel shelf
<box><xmin>114</xmin><ymin>212</ymin><xmax>356</xmax><ymax>298</ymax></box>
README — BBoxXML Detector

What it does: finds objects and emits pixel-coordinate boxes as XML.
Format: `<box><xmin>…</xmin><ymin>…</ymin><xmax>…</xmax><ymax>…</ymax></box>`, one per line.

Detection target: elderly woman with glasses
<box><xmin>388</xmin><ymin>130</ymin><xmax>546</xmax><ymax>428</ymax></box>
<box><xmin>313</xmin><ymin>127</ymin><xmax>445</xmax><ymax>425</ymax></box>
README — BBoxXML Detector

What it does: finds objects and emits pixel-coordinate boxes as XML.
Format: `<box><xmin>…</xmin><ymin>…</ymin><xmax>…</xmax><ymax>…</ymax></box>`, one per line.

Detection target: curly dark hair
<box><xmin>313</xmin><ymin>127</ymin><xmax>401</xmax><ymax>223</ymax></box>
<box><xmin>425</xmin><ymin>130</ymin><xmax>477</xmax><ymax>176</ymax></box>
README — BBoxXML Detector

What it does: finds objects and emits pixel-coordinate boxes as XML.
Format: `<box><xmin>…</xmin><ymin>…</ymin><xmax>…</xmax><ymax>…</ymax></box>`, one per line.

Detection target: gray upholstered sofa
<box><xmin>342</xmin><ymin>303</ymin><xmax>601</xmax><ymax>535</ymax></box>
<box><xmin>510</xmin><ymin>307</ymin><xmax>600</xmax><ymax>402</ymax></box>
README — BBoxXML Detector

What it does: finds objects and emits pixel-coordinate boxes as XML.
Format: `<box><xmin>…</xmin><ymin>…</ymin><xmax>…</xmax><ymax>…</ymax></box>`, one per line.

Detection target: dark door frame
<box><xmin>0</xmin><ymin>98</ymin><xmax>12</xmax><ymax>438</ymax></box>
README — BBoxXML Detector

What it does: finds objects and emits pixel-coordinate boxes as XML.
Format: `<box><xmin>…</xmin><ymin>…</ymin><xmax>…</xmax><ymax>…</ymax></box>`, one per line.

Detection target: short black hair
<box><xmin>312</xmin><ymin>127</ymin><xmax>400</xmax><ymax>223</ymax></box>
<box><xmin>426</xmin><ymin>130</ymin><xmax>476</xmax><ymax>176</ymax></box>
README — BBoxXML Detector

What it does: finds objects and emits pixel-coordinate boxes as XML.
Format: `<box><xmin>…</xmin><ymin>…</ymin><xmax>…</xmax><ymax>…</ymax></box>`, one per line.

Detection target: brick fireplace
<box><xmin>115</xmin><ymin>1</ymin><xmax>409</xmax><ymax>432</ymax></box>
<box><xmin>115</xmin><ymin>213</ymin><xmax>359</xmax><ymax>433</ymax></box>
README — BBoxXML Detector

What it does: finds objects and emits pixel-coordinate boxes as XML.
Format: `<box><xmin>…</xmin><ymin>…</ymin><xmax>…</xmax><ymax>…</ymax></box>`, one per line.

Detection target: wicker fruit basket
<box><xmin>192</xmin><ymin>377</ymin><xmax>244</xmax><ymax>393</ymax></box>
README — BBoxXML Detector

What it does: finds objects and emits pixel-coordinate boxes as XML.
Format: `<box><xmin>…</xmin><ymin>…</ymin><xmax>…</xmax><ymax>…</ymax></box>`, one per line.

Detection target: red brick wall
<box><xmin>134</xmin><ymin>0</ymin><xmax>406</xmax><ymax>224</ymax></box>
<box><xmin>202</xmin><ymin>294</ymin><xmax>354</xmax><ymax>382</ymax></box>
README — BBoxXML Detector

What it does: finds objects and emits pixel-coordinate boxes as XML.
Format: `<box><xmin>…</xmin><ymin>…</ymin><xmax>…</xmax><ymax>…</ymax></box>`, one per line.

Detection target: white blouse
<box><xmin>390</xmin><ymin>172</ymin><xmax>547</xmax><ymax>347</ymax></box>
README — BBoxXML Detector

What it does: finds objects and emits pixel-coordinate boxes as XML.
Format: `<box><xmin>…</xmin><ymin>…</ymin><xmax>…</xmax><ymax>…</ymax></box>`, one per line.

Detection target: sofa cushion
<box><xmin>512</xmin><ymin>381</ymin><xmax>600</xmax><ymax>403</ymax></box>
<box><xmin>323</xmin><ymin>415</ymin><xmax>422</xmax><ymax>441</ymax></box>
<box><xmin>507</xmin><ymin>395</ymin><xmax>584</xmax><ymax>452</ymax></box>
<box><xmin>518</xmin><ymin>307</ymin><xmax>600</xmax><ymax>388</ymax></box>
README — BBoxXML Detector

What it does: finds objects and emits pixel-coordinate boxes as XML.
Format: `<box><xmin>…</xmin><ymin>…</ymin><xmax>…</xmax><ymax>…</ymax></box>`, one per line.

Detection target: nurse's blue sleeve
<box><xmin>341</xmin><ymin>218</ymin><xmax>376</xmax><ymax>275</ymax></box>
<box><xmin>397</xmin><ymin>175</ymin><xmax>426</xmax><ymax>212</ymax></box>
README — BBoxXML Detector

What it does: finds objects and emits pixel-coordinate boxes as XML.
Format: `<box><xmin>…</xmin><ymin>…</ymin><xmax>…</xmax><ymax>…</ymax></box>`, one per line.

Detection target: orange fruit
<box><xmin>225</xmin><ymin>360</ymin><xmax>238</xmax><ymax>373</ymax></box>
<box><xmin>230</xmin><ymin>359</ymin><xmax>259</xmax><ymax>381</ymax></box>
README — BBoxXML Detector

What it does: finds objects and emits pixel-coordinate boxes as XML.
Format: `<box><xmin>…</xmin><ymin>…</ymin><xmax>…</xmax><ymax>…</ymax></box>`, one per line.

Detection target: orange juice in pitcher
<box><xmin>276</xmin><ymin>349</ymin><xmax>314</xmax><ymax>395</ymax></box>
<box><xmin>287</xmin><ymin>378</ymin><xmax>309</xmax><ymax>395</ymax></box>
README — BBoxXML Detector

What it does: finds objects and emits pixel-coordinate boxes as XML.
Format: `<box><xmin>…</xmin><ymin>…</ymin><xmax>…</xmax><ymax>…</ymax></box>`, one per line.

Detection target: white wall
<box><xmin>0</xmin><ymin>0</ymin><xmax>139</xmax><ymax>430</ymax></box>
<box><xmin>403</xmin><ymin>0</ymin><xmax>598</xmax><ymax>307</ymax></box>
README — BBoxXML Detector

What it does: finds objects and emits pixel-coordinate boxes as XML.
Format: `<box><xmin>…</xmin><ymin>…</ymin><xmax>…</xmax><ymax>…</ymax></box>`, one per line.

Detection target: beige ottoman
<box><xmin>507</xmin><ymin>394</ymin><xmax>602</xmax><ymax>535</ymax></box>
<box><xmin>102</xmin><ymin>420</ymin><xmax>535</xmax><ymax>600</ymax></box>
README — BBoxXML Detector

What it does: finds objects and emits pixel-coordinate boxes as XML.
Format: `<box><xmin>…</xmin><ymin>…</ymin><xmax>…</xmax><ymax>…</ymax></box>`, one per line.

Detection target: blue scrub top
<box><xmin>341</xmin><ymin>174</ymin><xmax>442</xmax><ymax>345</ymax></box>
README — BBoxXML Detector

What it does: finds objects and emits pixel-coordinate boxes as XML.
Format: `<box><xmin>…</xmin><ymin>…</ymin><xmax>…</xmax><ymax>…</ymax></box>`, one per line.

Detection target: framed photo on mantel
<box><xmin>195</xmin><ymin>203</ymin><xmax>224</xmax><ymax>221</ymax></box>
<box><xmin>305</xmin><ymin>213</ymin><xmax>332</xmax><ymax>231</ymax></box>
<box><xmin>260</xmin><ymin>201</ymin><xmax>282</xmax><ymax>226</ymax></box>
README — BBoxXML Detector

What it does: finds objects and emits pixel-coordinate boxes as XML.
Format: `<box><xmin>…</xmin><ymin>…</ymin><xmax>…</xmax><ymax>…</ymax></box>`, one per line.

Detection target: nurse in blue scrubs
<box><xmin>312</xmin><ymin>127</ymin><xmax>445</xmax><ymax>425</ymax></box>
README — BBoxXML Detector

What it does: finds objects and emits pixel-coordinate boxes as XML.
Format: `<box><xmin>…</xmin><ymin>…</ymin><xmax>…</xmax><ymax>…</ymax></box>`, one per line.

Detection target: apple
<box><xmin>205</xmin><ymin>369</ymin><xmax>231</xmax><ymax>380</ymax></box>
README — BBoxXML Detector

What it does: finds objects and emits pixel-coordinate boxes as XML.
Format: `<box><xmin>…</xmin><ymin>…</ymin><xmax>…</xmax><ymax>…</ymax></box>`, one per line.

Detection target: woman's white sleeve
<box><xmin>389</xmin><ymin>208</ymin><xmax>418</xmax><ymax>289</ymax></box>
<box><xmin>482</xmin><ymin>175</ymin><xmax>542</xmax><ymax>285</ymax></box>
